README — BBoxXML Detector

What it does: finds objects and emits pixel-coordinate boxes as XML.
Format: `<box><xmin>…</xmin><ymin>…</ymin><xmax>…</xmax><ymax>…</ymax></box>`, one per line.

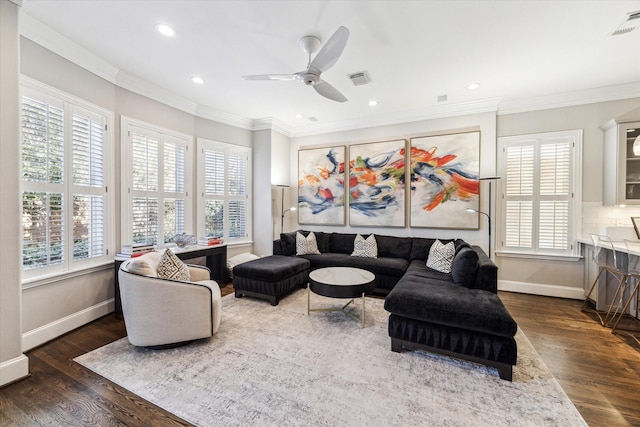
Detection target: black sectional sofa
<box><xmin>273</xmin><ymin>230</ymin><xmax>518</xmax><ymax>380</ymax></box>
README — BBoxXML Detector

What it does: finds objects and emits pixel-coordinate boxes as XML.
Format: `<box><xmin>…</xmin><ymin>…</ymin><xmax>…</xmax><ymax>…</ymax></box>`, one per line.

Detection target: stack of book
<box><xmin>117</xmin><ymin>243</ymin><xmax>154</xmax><ymax>258</ymax></box>
<box><xmin>198</xmin><ymin>237</ymin><xmax>223</xmax><ymax>246</ymax></box>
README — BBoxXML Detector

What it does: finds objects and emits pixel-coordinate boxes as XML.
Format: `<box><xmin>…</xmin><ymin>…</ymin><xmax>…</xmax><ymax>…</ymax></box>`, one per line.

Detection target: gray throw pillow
<box><xmin>426</xmin><ymin>239</ymin><xmax>455</xmax><ymax>273</ymax></box>
<box><xmin>451</xmin><ymin>246</ymin><xmax>479</xmax><ymax>288</ymax></box>
<box><xmin>351</xmin><ymin>234</ymin><xmax>378</xmax><ymax>258</ymax></box>
<box><xmin>157</xmin><ymin>249</ymin><xmax>190</xmax><ymax>281</ymax></box>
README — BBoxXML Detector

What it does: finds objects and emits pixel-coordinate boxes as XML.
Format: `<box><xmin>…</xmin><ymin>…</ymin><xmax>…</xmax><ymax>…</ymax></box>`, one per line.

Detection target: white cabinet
<box><xmin>603</xmin><ymin>120</ymin><xmax>640</xmax><ymax>205</ymax></box>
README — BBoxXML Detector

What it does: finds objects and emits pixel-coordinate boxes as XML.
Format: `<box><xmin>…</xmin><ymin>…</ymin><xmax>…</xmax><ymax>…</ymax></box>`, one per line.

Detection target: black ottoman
<box><xmin>233</xmin><ymin>255</ymin><xmax>310</xmax><ymax>306</ymax></box>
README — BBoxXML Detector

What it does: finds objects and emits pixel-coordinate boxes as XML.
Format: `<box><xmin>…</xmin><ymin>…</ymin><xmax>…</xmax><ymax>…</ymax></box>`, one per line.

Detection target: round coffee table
<box><xmin>307</xmin><ymin>267</ymin><xmax>375</xmax><ymax>328</ymax></box>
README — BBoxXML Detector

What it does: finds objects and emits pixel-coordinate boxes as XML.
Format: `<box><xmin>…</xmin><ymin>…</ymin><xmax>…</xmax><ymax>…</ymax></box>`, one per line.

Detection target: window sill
<box><xmin>495</xmin><ymin>251</ymin><xmax>582</xmax><ymax>262</ymax></box>
<box><xmin>22</xmin><ymin>261</ymin><xmax>114</xmax><ymax>290</ymax></box>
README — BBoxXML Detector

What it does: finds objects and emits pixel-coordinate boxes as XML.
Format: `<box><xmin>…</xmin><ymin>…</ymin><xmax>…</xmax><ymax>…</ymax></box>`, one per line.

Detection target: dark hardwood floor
<box><xmin>1</xmin><ymin>285</ymin><xmax>640</xmax><ymax>426</ymax></box>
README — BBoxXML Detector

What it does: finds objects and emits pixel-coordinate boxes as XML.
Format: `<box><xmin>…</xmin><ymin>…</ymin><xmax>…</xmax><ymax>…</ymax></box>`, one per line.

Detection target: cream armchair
<box><xmin>118</xmin><ymin>251</ymin><xmax>222</xmax><ymax>348</ymax></box>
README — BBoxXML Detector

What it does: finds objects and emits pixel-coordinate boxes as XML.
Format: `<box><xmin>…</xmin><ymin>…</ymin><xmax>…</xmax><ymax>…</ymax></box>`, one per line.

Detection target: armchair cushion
<box><xmin>127</xmin><ymin>251</ymin><xmax>161</xmax><ymax>277</ymax></box>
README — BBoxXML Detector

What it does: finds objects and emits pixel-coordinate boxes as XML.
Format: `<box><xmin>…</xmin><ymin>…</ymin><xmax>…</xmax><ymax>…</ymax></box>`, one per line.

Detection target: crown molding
<box><xmin>497</xmin><ymin>82</ymin><xmax>640</xmax><ymax>115</ymax></box>
<box><xmin>287</xmin><ymin>98</ymin><xmax>501</xmax><ymax>138</ymax></box>
<box><xmin>195</xmin><ymin>105</ymin><xmax>254</xmax><ymax>130</ymax></box>
<box><xmin>115</xmin><ymin>71</ymin><xmax>198</xmax><ymax>115</ymax></box>
<box><xmin>20</xmin><ymin>13</ymin><xmax>119</xmax><ymax>83</ymax></box>
<box><xmin>252</xmin><ymin>117</ymin><xmax>292</xmax><ymax>136</ymax></box>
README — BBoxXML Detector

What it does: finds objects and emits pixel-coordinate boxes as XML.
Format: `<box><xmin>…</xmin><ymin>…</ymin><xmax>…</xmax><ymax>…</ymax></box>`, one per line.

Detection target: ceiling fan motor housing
<box><xmin>300</xmin><ymin>72</ymin><xmax>320</xmax><ymax>86</ymax></box>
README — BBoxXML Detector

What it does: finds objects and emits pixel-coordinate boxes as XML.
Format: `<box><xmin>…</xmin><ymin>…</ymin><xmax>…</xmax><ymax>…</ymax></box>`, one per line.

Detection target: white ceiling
<box><xmin>19</xmin><ymin>0</ymin><xmax>640</xmax><ymax>136</ymax></box>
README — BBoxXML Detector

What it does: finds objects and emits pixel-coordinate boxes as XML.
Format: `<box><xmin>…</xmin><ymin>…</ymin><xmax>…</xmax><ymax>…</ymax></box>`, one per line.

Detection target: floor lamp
<box><xmin>277</xmin><ymin>184</ymin><xmax>296</xmax><ymax>235</ymax></box>
<box><xmin>467</xmin><ymin>176</ymin><xmax>501</xmax><ymax>258</ymax></box>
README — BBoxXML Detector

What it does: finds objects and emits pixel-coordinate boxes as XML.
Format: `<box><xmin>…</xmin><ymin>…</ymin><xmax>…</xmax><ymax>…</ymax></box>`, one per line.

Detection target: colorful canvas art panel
<box><xmin>410</xmin><ymin>131</ymin><xmax>480</xmax><ymax>229</ymax></box>
<box><xmin>349</xmin><ymin>139</ymin><xmax>406</xmax><ymax>227</ymax></box>
<box><xmin>298</xmin><ymin>146</ymin><xmax>346</xmax><ymax>225</ymax></box>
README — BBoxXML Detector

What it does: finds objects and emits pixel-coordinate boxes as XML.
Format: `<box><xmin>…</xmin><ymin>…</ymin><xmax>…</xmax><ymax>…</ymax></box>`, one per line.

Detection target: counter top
<box><xmin>579</xmin><ymin>235</ymin><xmax>640</xmax><ymax>257</ymax></box>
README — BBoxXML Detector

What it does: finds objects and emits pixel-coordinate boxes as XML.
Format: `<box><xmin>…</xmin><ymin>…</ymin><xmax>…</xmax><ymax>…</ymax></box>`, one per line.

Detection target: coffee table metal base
<box><xmin>307</xmin><ymin>284</ymin><xmax>367</xmax><ymax>328</ymax></box>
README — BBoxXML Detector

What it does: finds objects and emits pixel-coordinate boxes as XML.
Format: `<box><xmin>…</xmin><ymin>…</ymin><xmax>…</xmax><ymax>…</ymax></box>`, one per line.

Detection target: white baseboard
<box><xmin>0</xmin><ymin>354</ymin><xmax>29</xmax><ymax>387</ymax></box>
<box><xmin>498</xmin><ymin>280</ymin><xmax>585</xmax><ymax>300</ymax></box>
<box><xmin>22</xmin><ymin>299</ymin><xmax>115</xmax><ymax>352</ymax></box>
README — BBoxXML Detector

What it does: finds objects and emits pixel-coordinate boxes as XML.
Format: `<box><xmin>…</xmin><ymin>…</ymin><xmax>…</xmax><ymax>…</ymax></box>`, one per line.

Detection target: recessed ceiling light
<box><xmin>191</xmin><ymin>76</ymin><xmax>204</xmax><ymax>85</ymax></box>
<box><xmin>295</xmin><ymin>114</ymin><xmax>303</xmax><ymax>119</ymax></box>
<box><xmin>466</xmin><ymin>83</ymin><xmax>480</xmax><ymax>90</ymax></box>
<box><xmin>156</xmin><ymin>24</ymin><xmax>175</xmax><ymax>37</ymax></box>
<box><xmin>368</xmin><ymin>100</ymin><xmax>378</xmax><ymax>107</ymax></box>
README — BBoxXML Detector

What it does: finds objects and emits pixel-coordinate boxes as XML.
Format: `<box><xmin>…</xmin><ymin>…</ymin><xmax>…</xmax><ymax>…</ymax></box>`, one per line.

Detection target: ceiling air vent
<box><xmin>347</xmin><ymin>71</ymin><xmax>371</xmax><ymax>86</ymax></box>
<box><xmin>307</xmin><ymin>116</ymin><xmax>319</xmax><ymax>122</ymax></box>
<box><xmin>610</xmin><ymin>10</ymin><xmax>640</xmax><ymax>36</ymax></box>
<box><xmin>437</xmin><ymin>94</ymin><xmax>448</xmax><ymax>102</ymax></box>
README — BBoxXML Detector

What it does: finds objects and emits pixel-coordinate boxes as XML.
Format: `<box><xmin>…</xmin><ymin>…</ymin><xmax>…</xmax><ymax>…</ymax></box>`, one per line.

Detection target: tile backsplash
<box><xmin>582</xmin><ymin>202</ymin><xmax>640</xmax><ymax>237</ymax></box>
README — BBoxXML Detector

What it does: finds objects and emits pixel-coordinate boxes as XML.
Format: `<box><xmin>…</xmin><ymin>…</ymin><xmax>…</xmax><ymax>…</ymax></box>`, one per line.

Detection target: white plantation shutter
<box><xmin>122</xmin><ymin>120</ymin><xmax>192</xmax><ymax>247</ymax></box>
<box><xmin>131</xmin><ymin>132</ymin><xmax>159</xmax><ymax>192</ymax></box>
<box><xmin>22</xmin><ymin>97</ymin><xmax>64</xmax><ymax>183</ymax></box>
<box><xmin>229</xmin><ymin>200</ymin><xmax>246</xmax><ymax>239</ymax></box>
<box><xmin>538</xmin><ymin>140</ymin><xmax>571</xmax><ymax>250</ymax></box>
<box><xmin>504</xmin><ymin>144</ymin><xmax>534</xmax><ymax>248</ymax></box>
<box><xmin>197</xmin><ymin>138</ymin><xmax>251</xmax><ymax>243</ymax></box>
<box><xmin>71</xmin><ymin>108</ymin><xmax>106</xmax><ymax>261</ymax></box>
<box><xmin>228</xmin><ymin>151</ymin><xmax>248</xmax><ymax>239</ymax></box>
<box><xmin>21</xmin><ymin>82</ymin><xmax>112</xmax><ymax>280</ymax></box>
<box><xmin>505</xmin><ymin>201</ymin><xmax>533</xmax><ymax>248</ymax></box>
<box><xmin>72</xmin><ymin>113</ymin><xmax>104</xmax><ymax>187</ymax></box>
<box><xmin>205</xmin><ymin>150</ymin><xmax>225</xmax><ymax>196</ymax></box>
<box><xmin>498</xmin><ymin>130</ymin><xmax>581</xmax><ymax>257</ymax></box>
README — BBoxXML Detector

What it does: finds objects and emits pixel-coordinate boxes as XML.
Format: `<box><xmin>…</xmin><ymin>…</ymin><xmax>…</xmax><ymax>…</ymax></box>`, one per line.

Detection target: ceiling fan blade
<box><xmin>309</xmin><ymin>26</ymin><xmax>350</xmax><ymax>73</ymax></box>
<box><xmin>313</xmin><ymin>80</ymin><xmax>347</xmax><ymax>103</ymax></box>
<box><xmin>241</xmin><ymin>74</ymin><xmax>297</xmax><ymax>81</ymax></box>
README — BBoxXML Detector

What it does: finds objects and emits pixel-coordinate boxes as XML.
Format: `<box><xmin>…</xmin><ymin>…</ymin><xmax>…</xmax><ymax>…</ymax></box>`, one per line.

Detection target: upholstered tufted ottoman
<box><xmin>233</xmin><ymin>255</ymin><xmax>310</xmax><ymax>305</ymax></box>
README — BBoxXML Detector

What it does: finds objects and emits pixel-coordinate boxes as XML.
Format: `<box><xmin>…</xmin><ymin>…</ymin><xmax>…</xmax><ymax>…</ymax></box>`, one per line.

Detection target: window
<box><xmin>21</xmin><ymin>80</ymin><xmax>113</xmax><ymax>280</ymax></box>
<box><xmin>497</xmin><ymin>130</ymin><xmax>582</xmax><ymax>258</ymax></box>
<box><xmin>121</xmin><ymin>118</ymin><xmax>192</xmax><ymax>247</ymax></box>
<box><xmin>197</xmin><ymin>138</ymin><xmax>251</xmax><ymax>244</ymax></box>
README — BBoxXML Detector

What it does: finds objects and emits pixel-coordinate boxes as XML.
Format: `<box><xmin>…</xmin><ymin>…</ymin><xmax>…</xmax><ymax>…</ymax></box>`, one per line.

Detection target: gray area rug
<box><xmin>76</xmin><ymin>289</ymin><xmax>586</xmax><ymax>426</ymax></box>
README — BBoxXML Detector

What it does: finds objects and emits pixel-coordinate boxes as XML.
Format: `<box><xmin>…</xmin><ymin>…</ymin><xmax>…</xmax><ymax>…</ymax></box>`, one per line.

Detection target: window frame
<box><xmin>196</xmin><ymin>138</ymin><xmax>252</xmax><ymax>245</ymax></box>
<box><xmin>496</xmin><ymin>129</ymin><xmax>582</xmax><ymax>260</ymax></box>
<box><xmin>120</xmin><ymin>116</ymin><xmax>194</xmax><ymax>248</ymax></box>
<box><xmin>20</xmin><ymin>77</ymin><xmax>115</xmax><ymax>283</ymax></box>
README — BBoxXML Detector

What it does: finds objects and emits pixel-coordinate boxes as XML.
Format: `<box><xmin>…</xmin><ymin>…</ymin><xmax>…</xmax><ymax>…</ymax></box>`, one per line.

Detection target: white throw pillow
<box><xmin>157</xmin><ymin>249</ymin><xmax>191</xmax><ymax>281</ymax></box>
<box><xmin>352</xmin><ymin>234</ymin><xmax>378</xmax><ymax>258</ymax></box>
<box><xmin>426</xmin><ymin>239</ymin><xmax>455</xmax><ymax>273</ymax></box>
<box><xmin>127</xmin><ymin>251</ymin><xmax>161</xmax><ymax>277</ymax></box>
<box><xmin>296</xmin><ymin>232</ymin><xmax>321</xmax><ymax>255</ymax></box>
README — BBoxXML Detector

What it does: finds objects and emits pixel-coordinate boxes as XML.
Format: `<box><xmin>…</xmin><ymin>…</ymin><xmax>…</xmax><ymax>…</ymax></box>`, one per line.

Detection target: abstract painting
<box><xmin>349</xmin><ymin>140</ymin><xmax>406</xmax><ymax>227</ymax></box>
<box><xmin>410</xmin><ymin>131</ymin><xmax>480</xmax><ymax>229</ymax></box>
<box><xmin>298</xmin><ymin>146</ymin><xmax>346</xmax><ymax>225</ymax></box>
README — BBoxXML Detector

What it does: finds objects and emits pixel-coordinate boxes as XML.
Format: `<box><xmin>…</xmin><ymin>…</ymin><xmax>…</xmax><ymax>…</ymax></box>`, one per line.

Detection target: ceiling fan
<box><xmin>241</xmin><ymin>26</ymin><xmax>350</xmax><ymax>103</ymax></box>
